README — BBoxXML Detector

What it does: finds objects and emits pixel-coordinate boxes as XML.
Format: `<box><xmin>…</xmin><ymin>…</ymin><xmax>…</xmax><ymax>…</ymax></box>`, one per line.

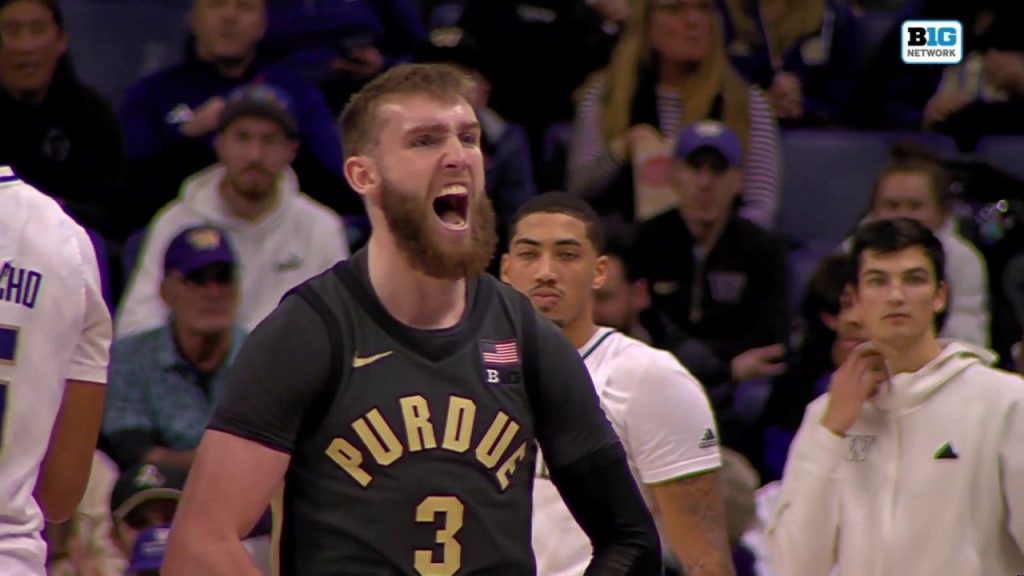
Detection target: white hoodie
<box><xmin>767</xmin><ymin>341</ymin><xmax>1024</xmax><ymax>576</ymax></box>
<box><xmin>116</xmin><ymin>165</ymin><xmax>348</xmax><ymax>337</ymax></box>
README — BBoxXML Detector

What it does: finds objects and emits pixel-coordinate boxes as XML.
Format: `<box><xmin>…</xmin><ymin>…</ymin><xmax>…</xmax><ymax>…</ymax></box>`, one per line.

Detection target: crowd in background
<box><xmin>2</xmin><ymin>0</ymin><xmax>1023</xmax><ymax>573</ymax></box>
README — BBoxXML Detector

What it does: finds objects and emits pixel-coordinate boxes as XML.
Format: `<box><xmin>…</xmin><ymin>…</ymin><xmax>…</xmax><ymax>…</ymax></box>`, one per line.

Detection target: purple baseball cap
<box><xmin>673</xmin><ymin>120</ymin><xmax>743</xmax><ymax>167</ymax></box>
<box><xmin>163</xmin><ymin>225</ymin><xmax>236</xmax><ymax>277</ymax></box>
<box><xmin>126</xmin><ymin>525</ymin><xmax>171</xmax><ymax>573</ymax></box>
<box><xmin>217</xmin><ymin>82</ymin><xmax>299</xmax><ymax>138</ymax></box>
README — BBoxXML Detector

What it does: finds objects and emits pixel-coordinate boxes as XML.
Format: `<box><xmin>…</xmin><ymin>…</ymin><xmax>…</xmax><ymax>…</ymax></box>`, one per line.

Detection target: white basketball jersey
<box><xmin>0</xmin><ymin>167</ymin><xmax>112</xmax><ymax>574</ymax></box>
<box><xmin>532</xmin><ymin>328</ymin><xmax>722</xmax><ymax>576</ymax></box>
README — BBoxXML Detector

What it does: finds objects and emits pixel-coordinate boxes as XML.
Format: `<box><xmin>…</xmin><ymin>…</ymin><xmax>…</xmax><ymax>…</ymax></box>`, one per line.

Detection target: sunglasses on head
<box><xmin>183</xmin><ymin>263</ymin><xmax>235</xmax><ymax>287</ymax></box>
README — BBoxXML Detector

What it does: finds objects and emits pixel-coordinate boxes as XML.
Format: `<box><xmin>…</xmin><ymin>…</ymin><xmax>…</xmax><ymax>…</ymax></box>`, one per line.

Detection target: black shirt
<box><xmin>208</xmin><ymin>248</ymin><xmax>619</xmax><ymax>575</ymax></box>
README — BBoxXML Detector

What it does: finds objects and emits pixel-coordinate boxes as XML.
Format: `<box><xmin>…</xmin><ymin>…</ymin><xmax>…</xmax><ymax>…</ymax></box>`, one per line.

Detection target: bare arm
<box><xmin>35</xmin><ymin>380</ymin><xmax>106</xmax><ymax>523</ymax></box>
<box><xmin>163</xmin><ymin>430</ymin><xmax>289</xmax><ymax>575</ymax></box>
<box><xmin>652</xmin><ymin>471</ymin><xmax>735</xmax><ymax>576</ymax></box>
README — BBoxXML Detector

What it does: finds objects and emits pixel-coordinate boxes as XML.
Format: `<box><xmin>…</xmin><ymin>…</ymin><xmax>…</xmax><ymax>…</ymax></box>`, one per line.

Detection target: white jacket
<box><xmin>767</xmin><ymin>341</ymin><xmax>1024</xmax><ymax>576</ymax></box>
<box><xmin>116</xmin><ymin>165</ymin><xmax>348</xmax><ymax>337</ymax></box>
<box><xmin>935</xmin><ymin>219</ymin><xmax>990</xmax><ymax>346</ymax></box>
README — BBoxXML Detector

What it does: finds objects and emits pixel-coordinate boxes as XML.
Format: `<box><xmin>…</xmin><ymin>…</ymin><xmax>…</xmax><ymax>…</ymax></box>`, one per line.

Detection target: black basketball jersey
<box><xmin>208</xmin><ymin>248</ymin><xmax>618</xmax><ymax>575</ymax></box>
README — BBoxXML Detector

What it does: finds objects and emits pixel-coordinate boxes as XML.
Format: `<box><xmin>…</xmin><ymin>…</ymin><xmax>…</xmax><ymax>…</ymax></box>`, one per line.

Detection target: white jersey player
<box><xmin>501</xmin><ymin>192</ymin><xmax>734</xmax><ymax>576</ymax></box>
<box><xmin>0</xmin><ymin>166</ymin><xmax>112</xmax><ymax>574</ymax></box>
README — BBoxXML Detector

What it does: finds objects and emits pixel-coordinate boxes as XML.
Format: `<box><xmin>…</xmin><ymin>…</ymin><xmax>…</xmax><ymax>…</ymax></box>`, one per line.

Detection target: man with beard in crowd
<box><xmin>163</xmin><ymin>63</ymin><xmax>662</xmax><ymax>575</ymax></box>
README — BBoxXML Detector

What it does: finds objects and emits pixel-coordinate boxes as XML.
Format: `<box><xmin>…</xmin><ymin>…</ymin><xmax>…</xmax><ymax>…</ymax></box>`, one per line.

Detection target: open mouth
<box><xmin>432</xmin><ymin>184</ymin><xmax>470</xmax><ymax>230</ymax></box>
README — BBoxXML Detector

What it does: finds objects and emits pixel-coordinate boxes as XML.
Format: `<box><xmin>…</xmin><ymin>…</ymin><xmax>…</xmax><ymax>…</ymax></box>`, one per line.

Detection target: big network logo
<box><xmin>901</xmin><ymin>20</ymin><xmax>963</xmax><ymax>64</ymax></box>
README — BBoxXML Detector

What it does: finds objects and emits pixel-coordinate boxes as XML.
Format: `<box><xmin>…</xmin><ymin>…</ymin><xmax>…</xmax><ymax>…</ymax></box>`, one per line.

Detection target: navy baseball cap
<box><xmin>674</xmin><ymin>120</ymin><xmax>743</xmax><ymax>168</ymax></box>
<box><xmin>111</xmin><ymin>463</ymin><xmax>187</xmax><ymax>524</ymax></box>
<box><xmin>163</xmin><ymin>225</ymin><xmax>236</xmax><ymax>278</ymax></box>
<box><xmin>126</xmin><ymin>525</ymin><xmax>171</xmax><ymax>573</ymax></box>
<box><xmin>217</xmin><ymin>82</ymin><xmax>299</xmax><ymax>138</ymax></box>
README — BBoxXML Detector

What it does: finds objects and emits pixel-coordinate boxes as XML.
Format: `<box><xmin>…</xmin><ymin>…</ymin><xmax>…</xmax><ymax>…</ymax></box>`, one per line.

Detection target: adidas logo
<box><xmin>934</xmin><ymin>441</ymin><xmax>958</xmax><ymax>460</ymax></box>
<box><xmin>698</xmin><ymin>427</ymin><xmax>718</xmax><ymax>449</ymax></box>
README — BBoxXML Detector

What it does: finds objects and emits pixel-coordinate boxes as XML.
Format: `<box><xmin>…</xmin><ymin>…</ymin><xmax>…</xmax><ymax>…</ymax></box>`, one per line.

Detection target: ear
<box><xmin>285</xmin><ymin>139</ymin><xmax>299</xmax><ymax>164</ymax></box>
<box><xmin>933</xmin><ymin>280</ymin><xmax>949</xmax><ymax>314</ymax></box>
<box><xmin>344</xmin><ymin>155</ymin><xmax>379</xmax><ymax>199</ymax></box>
<box><xmin>631</xmin><ymin>278</ymin><xmax>650</xmax><ymax>311</ymax></box>
<box><xmin>159</xmin><ymin>277</ymin><xmax>173</xmax><ymax>306</ymax></box>
<box><xmin>56</xmin><ymin>31</ymin><xmax>69</xmax><ymax>57</ymax></box>
<box><xmin>213</xmin><ymin>132</ymin><xmax>225</xmax><ymax>160</ymax></box>
<box><xmin>499</xmin><ymin>253</ymin><xmax>510</xmax><ymax>283</ymax></box>
<box><xmin>820</xmin><ymin>310</ymin><xmax>839</xmax><ymax>331</ymax></box>
<box><xmin>593</xmin><ymin>255</ymin><xmax>609</xmax><ymax>291</ymax></box>
<box><xmin>726</xmin><ymin>167</ymin><xmax>744</xmax><ymax>197</ymax></box>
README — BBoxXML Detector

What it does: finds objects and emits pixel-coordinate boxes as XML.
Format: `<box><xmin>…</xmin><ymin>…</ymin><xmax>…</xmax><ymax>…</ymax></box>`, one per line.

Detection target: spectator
<box><xmin>415</xmin><ymin>28</ymin><xmax>536</xmax><ymax>262</ymax></box>
<box><xmin>630</xmin><ymin>120</ymin><xmax>788</xmax><ymax>452</ymax></box>
<box><xmin>0</xmin><ymin>0</ymin><xmax>125</xmax><ymax>237</ymax></box>
<box><xmin>460</xmin><ymin>0</ymin><xmax>627</xmax><ymax>175</ymax></box>
<box><xmin>262</xmin><ymin>0</ymin><xmax>427</xmax><ymax>114</ymax></box>
<box><xmin>593</xmin><ymin>242</ymin><xmax>653</xmax><ymax>343</ymax></box>
<box><xmin>567</xmin><ymin>0</ymin><xmax>780</xmax><ymax>229</ymax></box>
<box><xmin>768</xmin><ymin>218</ymin><xmax>1024</xmax><ymax>576</ymax></box>
<box><xmin>855</xmin><ymin>150</ymin><xmax>990</xmax><ymax>346</ymax></box>
<box><xmin>104</xmin><ymin>225</ymin><xmax>245</xmax><ymax>471</ymax></box>
<box><xmin>719</xmin><ymin>0</ymin><xmax>860</xmax><ymax>126</ymax></box>
<box><xmin>108</xmin><ymin>463</ymin><xmax>187</xmax><ymax>576</ymax></box>
<box><xmin>936</xmin><ymin>2</ymin><xmax>1024</xmax><ymax>150</ymax></box>
<box><xmin>116</xmin><ymin>84</ymin><xmax>348</xmax><ymax>337</ymax></box>
<box><xmin>117</xmin><ymin>0</ymin><xmax>357</xmax><ymax>236</ymax></box>
<box><xmin>758</xmin><ymin>253</ymin><xmax>865</xmax><ymax>481</ymax></box>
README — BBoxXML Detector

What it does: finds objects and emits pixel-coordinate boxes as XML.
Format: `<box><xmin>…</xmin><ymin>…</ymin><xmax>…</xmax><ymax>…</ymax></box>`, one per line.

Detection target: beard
<box><xmin>379</xmin><ymin>178</ymin><xmax>498</xmax><ymax>280</ymax></box>
<box><xmin>226</xmin><ymin>166</ymin><xmax>275</xmax><ymax>201</ymax></box>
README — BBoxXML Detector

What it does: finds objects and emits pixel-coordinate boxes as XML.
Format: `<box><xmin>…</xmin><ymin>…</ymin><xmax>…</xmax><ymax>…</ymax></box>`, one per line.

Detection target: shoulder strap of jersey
<box><xmin>493</xmin><ymin>283</ymin><xmax>542</xmax><ymax>411</ymax></box>
<box><xmin>289</xmin><ymin>281</ymin><xmax>347</xmax><ymax>440</ymax></box>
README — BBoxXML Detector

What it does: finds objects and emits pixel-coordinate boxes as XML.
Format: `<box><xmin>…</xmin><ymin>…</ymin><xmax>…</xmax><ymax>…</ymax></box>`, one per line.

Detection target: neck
<box><xmin>173</xmin><ymin>323</ymin><xmax>233</xmax><ymax>373</ymax></box>
<box><xmin>366</xmin><ymin>233</ymin><xmax>467</xmax><ymax>330</ymax></box>
<box><xmin>219</xmin><ymin>178</ymin><xmax>279</xmax><ymax>222</ymax></box>
<box><xmin>658</xmin><ymin>59</ymin><xmax>695</xmax><ymax>88</ymax></box>
<box><xmin>685</xmin><ymin>214</ymin><xmax>728</xmax><ymax>251</ymax></box>
<box><xmin>198</xmin><ymin>50</ymin><xmax>254</xmax><ymax>79</ymax></box>
<box><xmin>563</xmin><ymin>315</ymin><xmax>600</xmax><ymax>350</ymax></box>
<box><xmin>875</xmin><ymin>334</ymin><xmax>943</xmax><ymax>375</ymax></box>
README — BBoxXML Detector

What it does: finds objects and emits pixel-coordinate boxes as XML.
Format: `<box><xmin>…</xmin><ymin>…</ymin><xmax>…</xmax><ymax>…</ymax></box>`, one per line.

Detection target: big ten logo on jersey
<box><xmin>325</xmin><ymin>395</ymin><xmax>531</xmax><ymax>491</ymax></box>
<box><xmin>480</xmin><ymin>339</ymin><xmax>521</xmax><ymax>385</ymax></box>
<box><xmin>901</xmin><ymin>20</ymin><xmax>962</xmax><ymax>65</ymax></box>
<box><xmin>0</xmin><ymin>262</ymin><xmax>43</xmax><ymax>309</ymax></box>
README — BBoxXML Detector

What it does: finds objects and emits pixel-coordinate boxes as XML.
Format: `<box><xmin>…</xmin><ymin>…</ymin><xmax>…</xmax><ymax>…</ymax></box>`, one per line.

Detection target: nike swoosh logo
<box><xmin>352</xmin><ymin>351</ymin><xmax>394</xmax><ymax>368</ymax></box>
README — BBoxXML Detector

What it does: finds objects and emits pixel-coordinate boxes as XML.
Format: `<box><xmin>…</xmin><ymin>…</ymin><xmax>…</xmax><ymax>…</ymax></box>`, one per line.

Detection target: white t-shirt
<box><xmin>532</xmin><ymin>327</ymin><xmax>721</xmax><ymax>576</ymax></box>
<box><xmin>0</xmin><ymin>167</ymin><xmax>113</xmax><ymax>574</ymax></box>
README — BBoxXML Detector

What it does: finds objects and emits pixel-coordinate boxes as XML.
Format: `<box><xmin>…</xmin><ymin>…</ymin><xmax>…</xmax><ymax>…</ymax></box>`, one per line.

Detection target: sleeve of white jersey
<box><xmin>615</xmin><ymin>349</ymin><xmax>722</xmax><ymax>485</ymax></box>
<box><xmin>68</xmin><ymin>223</ymin><xmax>112</xmax><ymax>384</ymax></box>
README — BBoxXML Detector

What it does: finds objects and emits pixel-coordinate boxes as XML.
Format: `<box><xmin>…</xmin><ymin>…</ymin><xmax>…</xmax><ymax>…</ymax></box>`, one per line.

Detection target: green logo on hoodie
<box><xmin>934</xmin><ymin>442</ymin><xmax>959</xmax><ymax>460</ymax></box>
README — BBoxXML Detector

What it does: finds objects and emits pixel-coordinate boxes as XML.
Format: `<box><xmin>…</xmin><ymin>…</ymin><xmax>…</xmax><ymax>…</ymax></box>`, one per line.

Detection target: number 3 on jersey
<box><xmin>0</xmin><ymin>324</ymin><xmax>19</xmax><ymax>453</ymax></box>
<box><xmin>415</xmin><ymin>496</ymin><xmax>464</xmax><ymax>576</ymax></box>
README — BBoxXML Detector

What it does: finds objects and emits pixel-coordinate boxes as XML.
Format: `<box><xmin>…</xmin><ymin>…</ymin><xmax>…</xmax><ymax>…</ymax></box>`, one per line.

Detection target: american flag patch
<box><xmin>481</xmin><ymin>339</ymin><xmax>519</xmax><ymax>365</ymax></box>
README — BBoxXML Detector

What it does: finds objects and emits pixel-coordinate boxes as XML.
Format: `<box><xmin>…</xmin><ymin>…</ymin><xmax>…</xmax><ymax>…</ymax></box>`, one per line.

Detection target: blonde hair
<box><xmin>595</xmin><ymin>0</ymin><xmax>752</xmax><ymax>150</ymax></box>
<box><xmin>722</xmin><ymin>0</ymin><xmax>825</xmax><ymax>66</ymax></box>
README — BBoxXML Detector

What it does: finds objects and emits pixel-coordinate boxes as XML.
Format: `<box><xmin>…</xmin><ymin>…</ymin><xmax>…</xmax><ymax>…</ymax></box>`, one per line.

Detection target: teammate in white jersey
<box><xmin>501</xmin><ymin>192</ymin><xmax>733</xmax><ymax>575</ymax></box>
<box><xmin>0</xmin><ymin>166</ymin><xmax>112</xmax><ymax>574</ymax></box>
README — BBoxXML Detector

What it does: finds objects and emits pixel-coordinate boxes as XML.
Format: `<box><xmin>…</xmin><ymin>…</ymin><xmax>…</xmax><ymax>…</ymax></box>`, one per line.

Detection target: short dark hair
<box><xmin>508</xmin><ymin>192</ymin><xmax>605</xmax><ymax>253</ymax></box>
<box><xmin>849</xmin><ymin>218</ymin><xmax>946</xmax><ymax>286</ymax></box>
<box><xmin>0</xmin><ymin>0</ymin><xmax>64</xmax><ymax>31</ymax></box>
<box><xmin>339</xmin><ymin>63</ymin><xmax>474</xmax><ymax>158</ymax></box>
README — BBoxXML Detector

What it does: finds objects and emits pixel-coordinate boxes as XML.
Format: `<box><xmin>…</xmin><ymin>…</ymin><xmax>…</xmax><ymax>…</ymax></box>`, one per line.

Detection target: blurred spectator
<box><xmin>856</xmin><ymin>150</ymin><xmax>990</xmax><ymax>346</ymax></box>
<box><xmin>117</xmin><ymin>0</ymin><xmax>357</xmax><ymax>237</ymax></box>
<box><xmin>116</xmin><ymin>85</ymin><xmax>348</xmax><ymax>337</ymax></box>
<box><xmin>758</xmin><ymin>253</ymin><xmax>865</xmax><ymax>481</ymax></box>
<box><xmin>104</xmin><ymin>225</ymin><xmax>245</xmax><ymax>471</ymax></box>
<box><xmin>936</xmin><ymin>2</ymin><xmax>1024</xmax><ymax>150</ymax></box>
<box><xmin>720</xmin><ymin>0</ymin><xmax>860</xmax><ymax>126</ymax></box>
<box><xmin>1005</xmin><ymin>253</ymin><xmax>1024</xmax><ymax>373</ymax></box>
<box><xmin>593</xmin><ymin>242</ymin><xmax>653</xmax><ymax>343</ymax></box>
<box><xmin>567</xmin><ymin>0</ymin><xmax>780</xmax><ymax>229</ymax></box>
<box><xmin>262</xmin><ymin>0</ymin><xmax>426</xmax><ymax>114</ymax></box>
<box><xmin>459</xmin><ymin>0</ymin><xmax>627</xmax><ymax>181</ymax></box>
<box><xmin>45</xmin><ymin>452</ymin><xmax>125</xmax><ymax>576</ymax></box>
<box><xmin>109</xmin><ymin>463</ymin><xmax>185</xmax><ymax>576</ymax></box>
<box><xmin>630</xmin><ymin>121</ymin><xmax>788</xmax><ymax>438</ymax></box>
<box><xmin>415</xmin><ymin>28</ymin><xmax>536</xmax><ymax>261</ymax></box>
<box><xmin>0</xmin><ymin>0</ymin><xmax>125</xmax><ymax>237</ymax></box>
<box><xmin>853</xmin><ymin>0</ymin><xmax>994</xmax><ymax>129</ymax></box>
<box><xmin>920</xmin><ymin>2</ymin><xmax>1001</xmax><ymax>130</ymax></box>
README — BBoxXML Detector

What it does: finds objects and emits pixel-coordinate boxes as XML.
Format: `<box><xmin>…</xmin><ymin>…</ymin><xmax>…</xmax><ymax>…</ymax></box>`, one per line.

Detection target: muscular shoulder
<box><xmin>604</xmin><ymin>334</ymin><xmax>703</xmax><ymax>395</ymax></box>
